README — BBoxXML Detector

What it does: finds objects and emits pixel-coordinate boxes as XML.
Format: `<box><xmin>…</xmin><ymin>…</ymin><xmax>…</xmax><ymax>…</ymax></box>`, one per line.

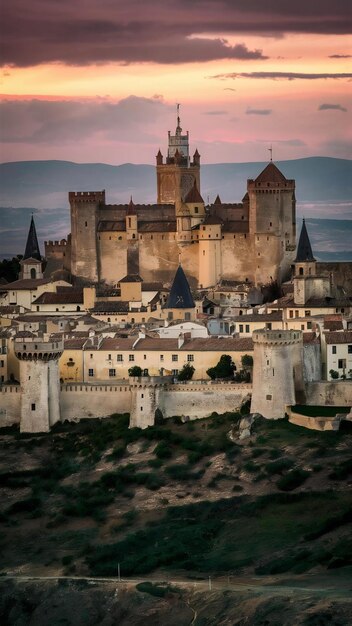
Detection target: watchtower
<box><xmin>250</xmin><ymin>329</ymin><xmax>303</xmax><ymax>419</ymax></box>
<box><xmin>15</xmin><ymin>334</ymin><xmax>63</xmax><ymax>432</ymax></box>
<box><xmin>156</xmin><ymin>106</ymin><xmax>200</xmax><ymax>205</ymax></box>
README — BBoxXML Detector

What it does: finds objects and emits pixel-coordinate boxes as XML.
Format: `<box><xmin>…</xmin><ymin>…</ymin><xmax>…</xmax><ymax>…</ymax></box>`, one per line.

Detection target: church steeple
<box><xmin>294</xmin><ymin>219</ymin><xmax>315</xmax><ymax>263</ymax></box>
<box><xmin>167</xmin><ymin>104</ymin><xmax>189</xmax><ymax>163</ymax></box>
<box><xmin>24</xmin><ymin>215</ymin><xmax>41</xmax><ymax>261</ymax></box>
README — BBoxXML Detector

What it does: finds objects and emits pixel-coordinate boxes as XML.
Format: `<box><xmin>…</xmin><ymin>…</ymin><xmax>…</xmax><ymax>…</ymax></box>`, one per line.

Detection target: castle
<box><xmin>68</xmin><ymin>110</ymin><xmax>296</xmax><ymax>288</ymax></box>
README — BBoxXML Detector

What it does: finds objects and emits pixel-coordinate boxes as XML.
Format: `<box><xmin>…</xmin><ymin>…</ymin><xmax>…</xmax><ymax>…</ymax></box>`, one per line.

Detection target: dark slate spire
<box><xmin>165</xmin><ymin>265</ymin><xmax>195</xmax><ymax>309</ymax></box>
<box><xmin>295</xmin><ymin>219</ymin><xmax>315</xmax><ymax>262</ymax></box>
<box><xmin>23</xmin><ymin>215</ymin><xmax>41</xmax><ymax>261</ymax></box>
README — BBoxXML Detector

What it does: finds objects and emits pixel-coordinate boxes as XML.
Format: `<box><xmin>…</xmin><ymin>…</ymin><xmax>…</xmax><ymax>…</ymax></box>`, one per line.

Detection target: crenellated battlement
<box><xmin>252</xmin><ymin>329</ymin><xmax>302</xmax><ymax>346</ymax></box>
<box><xmin>69</xmin><ymin>190</ymin><xmax>105</xmax><ymax>204</ymax></box>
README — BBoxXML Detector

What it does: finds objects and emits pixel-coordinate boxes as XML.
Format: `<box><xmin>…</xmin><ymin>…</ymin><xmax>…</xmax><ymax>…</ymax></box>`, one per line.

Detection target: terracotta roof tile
<box><xmin>325</xmin><ymin>331</ymin><xmax>352</xmax><ymax>344</ymax></box>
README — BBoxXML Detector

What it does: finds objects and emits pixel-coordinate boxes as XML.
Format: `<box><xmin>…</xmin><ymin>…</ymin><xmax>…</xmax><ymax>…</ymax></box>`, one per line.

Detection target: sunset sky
<box><xmin>0</xmin><ymin>0</ymin><xmax>351</xmax><ymax>164</ymax></box>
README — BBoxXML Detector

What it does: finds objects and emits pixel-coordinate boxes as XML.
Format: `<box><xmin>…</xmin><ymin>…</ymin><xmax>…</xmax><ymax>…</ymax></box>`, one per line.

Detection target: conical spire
<box><xmin>23</xmin><ymin>215</ymin><xmax>41</xmax><ymax>261</ymax></box>
<box><xmin>165</xmin><ymin>265</ymin><xmax>195</xmax><ymax>309</ymax></box>
<box><xmin>127</xmin><ymin>196</ymin><xmax>137</xmax><ymax>215</ymax></box>
<box><xmin>214</xmin><ymin>194</ymin><xmax>222</xmax><ymax>205</ymax></box>
<box><xmin>295</xmin><ymin>219</ymin><xmax>315</xmax><ymax>262</ymax></box>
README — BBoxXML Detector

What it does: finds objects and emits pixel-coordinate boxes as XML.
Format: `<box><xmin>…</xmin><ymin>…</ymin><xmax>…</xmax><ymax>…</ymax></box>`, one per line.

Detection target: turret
<box><xmin>126</xmin><ymin>197</ymin><xmax>138</xmax><ymax>240</ymax></box>
<box><xmin>250</xmin><ymin>329</ymin><xmax>304</xmax><ymax>419</ymax></box>
<box><xmin>15</xmin><ymin>334</ymin><xmax>63</xmax><ymax>432</ymax></box>
<box><xmin>163</xmin><ymin>264</ymin><xmax>195</xmax><ymax>321</ymax></box>
<box><xmin>156</xmin><ymin>106</ymin><xmax>200</xmax><ymax>204</ymax></box>
<box><xmin>293</xmin><ymin>220</ymin><xmax>331</xmax><ymax>305</ymax></box>
<box><xmin>69</xmin><ymin>190</ymin><xmax>105</xmax><ymax>282</ymax></box>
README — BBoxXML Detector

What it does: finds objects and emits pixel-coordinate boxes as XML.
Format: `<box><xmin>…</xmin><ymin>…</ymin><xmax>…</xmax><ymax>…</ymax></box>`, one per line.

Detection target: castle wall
<box><xmin>60</xmin><ymin>383</ymin><xmax>131</xmax><ymax>421</ymax></box>
<box><xmin>98</xmin><ymin>232</ymin><xmax>128</xmax><ymax>283</ymax></box>
<box><xmin>221</xmin><ymin>234</ymin><xmax>254</xmax><ymax>282</ymax></box>
<box><xmin>0</xmin><ymin>385</ymin><xmax>21</xmax><ymax>427</ymax></box>
<box><xmin>161</xmin><ymin>383</ymin><xmax>251</xmax><ymax>420</ymax></box>
<box><xmin>305</xmin><ymin>381</ymin><xmax>352</xmax><ymax>406</ymax></box>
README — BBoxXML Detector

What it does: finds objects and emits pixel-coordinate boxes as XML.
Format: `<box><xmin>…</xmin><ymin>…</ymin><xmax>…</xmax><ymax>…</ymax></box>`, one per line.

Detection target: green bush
<box><xmin>207</xmin><ymin>354</ymin><xmax>235</xmax><ymax>380</ymax></box>
<box><xmin>276</xmin><ymin>468</ymin><xmax>310</xmax><ymax>491</ymax></box>
<box><xmin>329</xmin><ymin>457</ymin><xmax>352</xmax><ymax>480</ymax></box>
<box><xmin>177</xmin><ymin>363</ymin><xmax>195</xmax><ymax>381</ymax></box>
<box><xmin>136</xmin><ymin>581</ymin><xmax>169</xmax><ymax>597</ymax></box>
<box><xmin>128</xmin><ymin>366</ymin><xmax>143</xmax><ymax>376</ymax></box>
<box><xmin>154</xmin><ymin>441</ymin><xmax>173</xmax><ymax>459</ymax></box>
<box><xmin>265</xmin><ymin>458</ymin><xmax>294</xmax><ymax>475</ymax></box>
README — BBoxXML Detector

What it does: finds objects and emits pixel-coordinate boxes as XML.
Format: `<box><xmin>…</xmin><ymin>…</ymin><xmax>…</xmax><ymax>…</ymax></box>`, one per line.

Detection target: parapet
<box><xmin>252</xmin><ymin>329</ymin><xmax>302</xmax><ymax>346</ymax></box>
<box><xmin>15</xmin><ymin>336</ymin><xmax>63</xmax><ymax>361</ymax></box>
<box><xmin>69</xmin><ymin>190</ymin><xmax>106</xmax><ymax>204</ymax></box>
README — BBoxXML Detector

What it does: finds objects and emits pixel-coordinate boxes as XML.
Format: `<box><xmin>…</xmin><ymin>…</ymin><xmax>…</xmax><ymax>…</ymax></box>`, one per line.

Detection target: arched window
<box><xmin>30</xmin><ymin>268</ymin><xmax>36</xmax><ymax>279</ymax></box>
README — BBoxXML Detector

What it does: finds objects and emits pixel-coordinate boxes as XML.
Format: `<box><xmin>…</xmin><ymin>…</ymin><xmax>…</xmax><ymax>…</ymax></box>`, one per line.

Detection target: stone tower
<box><xmin>15</xmin><ymin>334</ymin><xmax>63</xmax><ymax>433</ymax></box>
<box><xmin>250</xmin><ymin>329</ymin><xmax>304</xmax><ymax>419</ymax></box>
<box><xmin>247</xmin><ymin>162</ymin><xmax>296</xmax><ymax>284</ymax></box>
<box><xmin>156</xmin><ymin>106</ymin><xmax>200</xmax><ymax>205</ymax></box>
<box><xmin>70</xmin><ymin>190</ymin><xmax>105</xmax><ymax>282</ymax></box>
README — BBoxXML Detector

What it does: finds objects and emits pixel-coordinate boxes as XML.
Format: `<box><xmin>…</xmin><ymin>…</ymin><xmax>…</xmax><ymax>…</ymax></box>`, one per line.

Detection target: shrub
<box><xmin>177</xmin><ymin>363</ymin><xmax>195</xmax><ymax>381</ymax></box>
<box><xmin>136</xmin><ymin>581</ymin><xmax>169</xmax><ymax>597</ymax></box>
<box><xmin>207</xmin><ymin>354</ymin><xmax>235</xmax><ymax>380</ymax></box>
<box><xmin>128</xmin><ymin>366</ymin><xmax>143</xmax><ymax>377</ymax></box>
<box><xmin>276</xmin><ymin>468</ymin><xmax>310</xmax><ymax>491</ymax></box>
<box><xmin>329</xmin><ymin>457</ymin><xmax>352</xmax><ymax>480</ymax></box>
<box><xmin>265</xmin><ymin>458</ymin><xmax>294</xmax><ymax>475</ymax></box>
<box><xmin>329</xmin><ymin>369</ymin><xmax>339</xmax><ymax>380</ymax></box>
<box><xmin>154</xmin><ymin>441</ymin><xmax>173</xmax><ymax>459</ymax></box>
<box><xmin>241</xmin><ymin>354</ymin><xmax>253</xmax><ymax>369</ymax></box>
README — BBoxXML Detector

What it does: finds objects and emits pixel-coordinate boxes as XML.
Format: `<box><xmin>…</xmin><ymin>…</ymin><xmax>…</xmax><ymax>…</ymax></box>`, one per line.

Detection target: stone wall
<box><xmin>0</xmin><ymin>385</ymin><xmax>21</xmax><ymax>427</ymax></box>
<box><xmin>305</xmin><ymin>381</ymin><xmax>352</xmax><ymax>406</ymax></box>
<box><xmin>60</xmin><ymin>383</ymin><xmax>131</xmax><ymax>421</ymax></box>
<box><xmin>161</xmin><ymin>382</ymin><xmax>252</xmax><ymax>420</ymax></box>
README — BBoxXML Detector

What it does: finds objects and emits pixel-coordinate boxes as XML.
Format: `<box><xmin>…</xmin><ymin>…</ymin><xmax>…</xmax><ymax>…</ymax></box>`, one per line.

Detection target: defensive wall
<box><xmin>0</xmin><ymin>379</ymin><xmax>351</xmax><ymax>432</ymax></box>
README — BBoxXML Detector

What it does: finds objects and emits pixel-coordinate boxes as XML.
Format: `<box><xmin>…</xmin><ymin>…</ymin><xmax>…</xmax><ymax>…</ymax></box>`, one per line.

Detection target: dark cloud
<box><xmin>211</xmin><ymin>72</ymin><xmax>352</xmax><ymax>80</ymax></box>
<box><xmin>1</xmin><ymin>0</ymin><xmax>350</xmax><ymax>67</ymax></box>
<box><xmin>329</xmin><ymin>54</ymin><xmax>352</xmax><ymax>58</ymax></box>
<box><xmin>246</xmin><ymin>108</ymin><xmax>272</xmax><ymax>115</ymax></box>
<box><xmin>0</xmin><ymin>96</ymin><xmax>170</xmax><ymax>144</ymax></box>
<box><xmin>203</xmin><ymin>110</ymin><xmax>228</xmax><ymax>116</ymax></box>
<box><xmin>319</xmin><ymin>103</ymin><xmax>347</xmax><ymax>112</ymax></box>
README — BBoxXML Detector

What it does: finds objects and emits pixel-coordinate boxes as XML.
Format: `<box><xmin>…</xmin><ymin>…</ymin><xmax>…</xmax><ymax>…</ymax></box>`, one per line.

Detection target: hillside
<box><xmin>1</xmin><ymin>412</ymin><xmax>352</xmax><ymax>623</ymax></box>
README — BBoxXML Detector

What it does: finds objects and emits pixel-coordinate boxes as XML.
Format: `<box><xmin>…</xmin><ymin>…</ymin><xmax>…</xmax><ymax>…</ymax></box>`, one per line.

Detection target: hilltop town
<box><xmin>0</xmin><ymin>115</ymin><xmax>351</xmax><ymax>432</ymax></box>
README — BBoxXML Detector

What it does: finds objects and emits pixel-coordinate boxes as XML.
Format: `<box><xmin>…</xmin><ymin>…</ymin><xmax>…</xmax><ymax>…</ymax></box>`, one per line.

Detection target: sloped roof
<box><xmin>254</xmin><ymin>162</ymin><xmax>287</xmax><ymax>184</ymax></box>
<box><xmin>165</xmin><ymin>265</ymin><xmax>195</xmax><ymax>309</ymax></box>
<box><xmin>32</xmin><ymin>291</ymin><xmax>83</xmax><ymax>305</ymax></box>
<box><xmin>325</xmin><ymin>331</ymin><xmax>352</xmax><ymax>344</ymax></box>
<box><xmin>23</xmin><ymin>216</ymin><xmax>41</xmax><ymax>261</ymax></box>
<box><xmin>119</xmin><ymin>274</ymin><xmax>143</xmax><ymax>283</ymax></box>
<box><xmin>295</xmin><ymin>219</ymin><xmax>315</xmax><ymax>262</ymax></box>
<box><xmin>184</xmin><ymin>181</ymin><xmax>204</xmax><ymax>203</ymax></box>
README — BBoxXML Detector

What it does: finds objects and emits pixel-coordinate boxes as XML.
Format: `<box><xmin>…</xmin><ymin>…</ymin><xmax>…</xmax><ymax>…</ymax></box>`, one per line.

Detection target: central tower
<box><xmin>156</xmin><ymin>105</ymin><xmax>200</xmax><ymax>205</ymax></box>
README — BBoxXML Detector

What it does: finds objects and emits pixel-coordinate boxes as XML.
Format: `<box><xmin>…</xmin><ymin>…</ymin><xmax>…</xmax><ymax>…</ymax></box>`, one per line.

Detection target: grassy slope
<box><xmin>0</xmin><ymin>413</ymin><xmax>351</xmax><ymax>579</ymax></box>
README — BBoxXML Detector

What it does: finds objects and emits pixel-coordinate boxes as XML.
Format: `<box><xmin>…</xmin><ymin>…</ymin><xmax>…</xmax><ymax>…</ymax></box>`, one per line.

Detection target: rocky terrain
<box><xmin>0</xmin><ymin>411</ymin><xmax>352</xmax><ymax>624</ymax></box>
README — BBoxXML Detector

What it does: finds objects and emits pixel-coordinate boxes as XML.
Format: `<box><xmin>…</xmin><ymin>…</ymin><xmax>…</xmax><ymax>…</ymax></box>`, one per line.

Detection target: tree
<box><xmin>207</xmin><ymin>354</ymin><xmax>235</xmax><ymax>380</ymax></box>
<box><xmin>329</xmin><ymin>369</ymin><xmax>339</xmax><ymax>380</ymax></box>
<box><xmin>177</xmin><ymin>363</ymin><xmax>195</xmax><ymax>381</ymax></box>
<box><xmin>128</xmin><ymin>365</ymin><xmax>143</xmax><ymax>377</ymax></box>
<box><xmin>241</xmin><ymin>354</ymin><xmax>253</xmax><ymax>369</ymax></box>
<box><xmin>0</xmin><ymin>255</ymin><xmax>22</xmax><ymax>283</ymax></box>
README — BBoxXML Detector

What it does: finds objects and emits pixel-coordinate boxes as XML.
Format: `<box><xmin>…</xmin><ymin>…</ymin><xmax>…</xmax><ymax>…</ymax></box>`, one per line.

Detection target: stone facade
<box><xmin>66</xmin><ymin>117</ymin><xmax>296</xmax><ymax>289</ymax></box>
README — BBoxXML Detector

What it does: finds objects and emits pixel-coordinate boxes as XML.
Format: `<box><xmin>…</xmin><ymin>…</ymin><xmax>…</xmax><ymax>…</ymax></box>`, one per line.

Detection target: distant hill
<box><xmin>0</xmin><ymin>157</ymin><xmax>351</xmax><ymax>258</ymax></box>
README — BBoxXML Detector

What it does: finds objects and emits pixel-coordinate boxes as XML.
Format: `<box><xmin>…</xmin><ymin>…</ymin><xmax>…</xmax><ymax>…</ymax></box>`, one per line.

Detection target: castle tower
<box><xmin>247</xmin><ymin>162</ymin><xmax>296</xmax><ymax>285</ymax></box>
<box><xmin>250</xmin><ymin>329</ymin><xmax>304</xmax><ymax>419</ymax></box>
<box><xmin>19</xmin><ymin>215</ymin><xmax>43</xmax><ymax>280</ymax></box>
<box><xmin>293</xmin><ymin>220</ymin><xmax>331</xmax><ymax>305</ymax></box>
<box><xmin>156</xmin><ymin>106</ymin><xmax>200</xmax><ymax>205</ymax></box>
<box><xmin>70</xmin><ymin>190</ymin><xmax>105</xmax><ymax>282</ymax></box>
<box><xmin>129</xmin><ymin>377</ymin><xmax>165</xmax><ymax>429</ymax></box>
<box><xmin>184</xmin><ymin>180</ymin><xmax>205</xmax><ymax>228</ymax></box>
<box><xmin>198</xmin><ymin>216</ymin><xmax>222</xmax><ymax>288</ymax></box>
<box><xmin>15</xmin><ymin>334</ymin><xmax>63</xmax><ymax>432</ymax></box>
<box><xmin>163</xmin><ymin>264</ymin><xmax>196</xmax><ymax>321</ymax></box>
<box><xmin>125</xmin><ymin>197</ymin><xmax>140</xmax><ymax>275</ymax></box>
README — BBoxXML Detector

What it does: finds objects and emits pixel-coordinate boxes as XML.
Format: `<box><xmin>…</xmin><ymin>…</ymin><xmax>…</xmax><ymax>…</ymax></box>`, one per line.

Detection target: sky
<box><xmin>0</xmin><ymin>0</ymin><xmax>351</xmax><ymax>164</ymax></box>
